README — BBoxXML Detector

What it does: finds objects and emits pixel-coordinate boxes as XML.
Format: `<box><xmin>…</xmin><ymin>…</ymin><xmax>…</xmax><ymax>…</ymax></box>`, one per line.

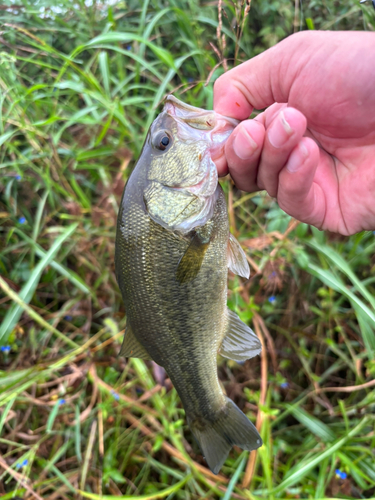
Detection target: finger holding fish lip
<box><xmin>256</xmin><ymin>107</ymin><xmax>307</xmax><ymax>197</ymax></box>
<box><xmin>214</xmin><ymin>106</ymin><xmax>309</xmax><ymax>200</ymax></box>
<box><xmin>214</xmin><ymin>119</ymin><xmax>265</xmax><ymax>190</ymax></box>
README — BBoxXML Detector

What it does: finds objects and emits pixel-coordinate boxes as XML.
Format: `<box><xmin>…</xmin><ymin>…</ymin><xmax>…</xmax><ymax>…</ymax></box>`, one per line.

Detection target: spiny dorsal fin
<box><xmin>119</xmin><ymin>323</ymin><xmax>151</xmax><ymax>360</ymax></box>
<box><xmin>227</xmin><ymin>233</ymin><xmax>250</xmax><ymax>279</ymax></box>
<box><xmin>176</xmin><ymin>230</ymin><xmax>211</xmax><ymax>284</ymax></box>
<box><xmin>219</xmin><ymin>308</ymin><xmax>262</xmax><ymax>362</ymax></box>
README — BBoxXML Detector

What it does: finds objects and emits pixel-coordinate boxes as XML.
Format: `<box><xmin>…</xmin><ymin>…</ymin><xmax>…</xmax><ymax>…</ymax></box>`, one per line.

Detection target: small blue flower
<box><xmin>280</xmin><ymin>382</ymin><xmax>289</xmax><ymax>389</ymax></box>
<box><xmin>126</xmin><ymin>44</ymin><xmax>132</xmax><ymax>50</ymax></box>
<box><xmin>110</xmin><ymin>390</ymin><xmax>120</xmax><ymax>401</ymax></box>
<box><xmin>64</xmin><ymin>315</ymin><xmax>73</xmax><ymax>321</ymax></box>
<box><xmin>269</xmin><ymin>271</ymin><xmax>276</xmax><ymax>278</ymax></box>
<box><xmin>16</xmin><ymin>459</ymin><xmax>28</xmax><ymax>469</ymax></box>
<box><xmin>58</xmin><ymin>398</ymin><xmax>66</xmax><ymax>405</ymax></box>
<box><xmin>187</xmin><ymin>77</ymin><xmax>194</xmax><ymax>83</ymax></box>
<box><xmin>335</xmin><ymin>469</ymin><xmax>347</xmax><ymax>480</ymax></box>
<box><xmin>18</xmin><ymin>216</ymin><xmax>26</xmax><ymax>224</ymax></box>
<box><xmin>0</xmin><ymin>345</ymin><xmax>11</xmax><ymax>353</ymax></box>
<box><xmin>15</xmin><ymin>175</ymin><xmax>22</xmax><ymax>180</ymax></box>
<box><xmin>268</xmin><ymin>296</ymin><xmax>276</xmax><ymax>303</ymax></box>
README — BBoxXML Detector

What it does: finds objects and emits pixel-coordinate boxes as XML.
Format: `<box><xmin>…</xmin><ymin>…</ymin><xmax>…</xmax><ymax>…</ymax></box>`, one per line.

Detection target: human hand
<box><xmin>213</xmin><ymin>31</ymin><xmax>375</xmax><ymax>235</ymax></box>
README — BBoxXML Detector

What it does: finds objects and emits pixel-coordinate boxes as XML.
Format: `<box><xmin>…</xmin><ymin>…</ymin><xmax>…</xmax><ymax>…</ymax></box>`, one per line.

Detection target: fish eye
<box><xmin>160</xmin><ymin>136</ymin><xmax>169</xmax><ymax>149</ymax></box>
<box><xmin>153</xmin><ymin>131</ymin><xmax>172</xmax><ymax>151</ymax></box>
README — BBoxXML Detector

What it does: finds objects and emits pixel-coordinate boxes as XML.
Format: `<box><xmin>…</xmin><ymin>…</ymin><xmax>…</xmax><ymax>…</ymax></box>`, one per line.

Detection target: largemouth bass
<box><xmin>115</xmin><ymin>95</ymin><xmax>262</xmax><ymax>473</ymax></box>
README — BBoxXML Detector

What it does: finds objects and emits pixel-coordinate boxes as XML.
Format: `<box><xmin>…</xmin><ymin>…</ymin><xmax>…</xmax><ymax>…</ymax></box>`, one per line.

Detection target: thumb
<box><xmin>213</xmin><ymin>31</ymin><xmax>313</xmax><ymax>119</ymax></box>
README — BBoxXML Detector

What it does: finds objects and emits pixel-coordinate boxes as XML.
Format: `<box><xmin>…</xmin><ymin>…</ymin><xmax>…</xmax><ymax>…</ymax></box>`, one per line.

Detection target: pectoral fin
<box><xmin>176</xmin><ymin>230</ymin><xmax>211</xmax><ymax>284</ymax></box>
<box><xmin>219</xmin><ymin>309</ymin><xmax>262</xmax><ymax>362</ymax></box>
<box><xmin>227</xmin><ymin>233</ymin><xmax>250</xmax><ymax>279</ymax></box>
<box><xmin>119</xmin><ymin>323</ymin><xmax>151</xmax><ymax>360</ymax></box>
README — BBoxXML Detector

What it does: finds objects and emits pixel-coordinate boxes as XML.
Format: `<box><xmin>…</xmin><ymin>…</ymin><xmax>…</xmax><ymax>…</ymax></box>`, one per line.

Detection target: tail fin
<box><xmin>188</xmin><ymin>397</ymin><xmax>262</xmax><ymax>474</ymax></box>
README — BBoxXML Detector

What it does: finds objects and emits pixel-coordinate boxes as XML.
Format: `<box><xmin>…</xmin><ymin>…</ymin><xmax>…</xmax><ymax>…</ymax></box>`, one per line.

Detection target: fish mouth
<box><xmin>164</xmin><ymin>94</ymin><xmax>239</xmax><ymax>154</ymax></box>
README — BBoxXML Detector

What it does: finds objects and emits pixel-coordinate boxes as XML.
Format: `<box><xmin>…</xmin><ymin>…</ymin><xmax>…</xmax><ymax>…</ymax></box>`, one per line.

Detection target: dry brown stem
<box><xmin>242</xmin><ymin>313</ymin><xmax>267</xmax><ymax>488</ymax></box>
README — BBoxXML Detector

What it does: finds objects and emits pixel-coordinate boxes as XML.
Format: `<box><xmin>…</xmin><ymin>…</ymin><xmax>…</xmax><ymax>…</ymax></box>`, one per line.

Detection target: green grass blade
<box><xmin>288</xmin><ymin>405</ymin><xmax>336</xmax><ymax>441</ymax></box>
<box><xmin>222</xmin><ymin>456</ymin><xmax>246</xmax><ymax>500</ymax></box>
<box><xmin>352</xmin><ymin>303</ymin><xmax>375</xmax><ymax>355</ymax></box>
<box><xmin>0</xmin><ymin>397</ymin><xmax>16</xmax><ymax>435</ymax></box>
<box><xmin>46</xmin><ymin>400</ymin><xmax>64</xmax><ymax>433</ymax></box>
<box><xmin>83</xmin><ymin>33</ymin><xmax>176</xmax><ymax>70</ymax></box>
<box><xmin>0</xmin><ymin>223</ymin><xmax>78</xmax><ymax>345</ymax></box>
<box><xmin>49</xmin><ymin>463</ymin><xmax>77</xmax><ymax>493</ymax></box>
<box><xmin>0</xmin><ymin>275</ymin><xmax>79</xmax><ymax>350</ymax></box>
<box><xmin>31</xmin><ymin>190</ymin><xmax>48</xmax><ymax>242</ymax></box>
<box><xmin>267</xmin><ymin>417</ymin><xmax>369</xmax><ymax>495</ymax></box>
<box><xmin>0</xmin><ymin>129</ymin><xmax>18</xmax><ymax>147</ymax></box>
<box><xmin>308</xmin><ymin>263</ymin><xmax>375</xmax><ymax>356</ymax></box>
<box><xmin>75</xmin><ymin>405</ymin><xmax>82</xmax><ymax>462</ymax></box>
<box><xmin>98</xmin><ymin>51</ymin><xmax>110</xmax><ymax>97</ymax></box>
<box><xmin>14</xmin><ymin>229</ymin><xmax>91</xmax><ymax>295</ymax></box>
<box><xmin>308</xmin><ymin>240</ymin><xmax>375</xmax><ymax>308</ymax></box>
<box><xmin>78</xmin><ymin>473</ymin><xmax>191</xmax><ymax>499</ymax></box>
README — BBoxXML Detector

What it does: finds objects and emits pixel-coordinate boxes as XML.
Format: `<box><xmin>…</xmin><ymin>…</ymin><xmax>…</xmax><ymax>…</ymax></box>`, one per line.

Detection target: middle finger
<box><xmin>257</xmin><ymin>107</ymin><xmax>307</xmax><ymax>197</ymax></box>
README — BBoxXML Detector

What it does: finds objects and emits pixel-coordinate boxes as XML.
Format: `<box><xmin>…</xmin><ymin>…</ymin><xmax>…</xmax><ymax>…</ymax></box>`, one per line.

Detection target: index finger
<box><xmin>213</xmin><ymin>47</ymin><xmax>279</xmax><ymax>119</ymax></box>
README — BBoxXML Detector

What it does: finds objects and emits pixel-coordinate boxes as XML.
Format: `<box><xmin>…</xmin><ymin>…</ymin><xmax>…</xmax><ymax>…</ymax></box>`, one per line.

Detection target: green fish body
<box><xmin>115</xmin><ymin>96</ymin><xmax>262</xmax><ymax>473</ymax></box>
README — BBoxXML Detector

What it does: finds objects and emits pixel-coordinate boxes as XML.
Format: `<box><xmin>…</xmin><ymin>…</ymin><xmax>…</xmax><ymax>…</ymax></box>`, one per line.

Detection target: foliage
<box><xmin>0</xmin><ymin>0</ymin><xmax>375</xmax><ymax>498</ymax></box>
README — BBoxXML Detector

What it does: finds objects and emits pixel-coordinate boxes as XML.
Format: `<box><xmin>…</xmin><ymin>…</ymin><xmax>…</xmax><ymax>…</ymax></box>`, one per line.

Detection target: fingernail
<box><xmin>268</xmin><ymin>110</ymin><xmax>294</xmax><ymax>148</ymax></box>
<box><xmin>233</xmin><ymin>128</ymin><xmax>258</xmax><ymax>160</ymax></box>
<box><xmin>286</xmin><ymin>143</ymin><xmax>309</xmax><ymax>172</ymax></box>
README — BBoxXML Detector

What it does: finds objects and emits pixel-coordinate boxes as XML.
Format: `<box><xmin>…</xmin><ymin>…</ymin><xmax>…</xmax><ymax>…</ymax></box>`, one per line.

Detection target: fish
<box><xmin>115</xmin><ymin>95</ymin><xmax>263</xmax><ymax>474</ymax></box>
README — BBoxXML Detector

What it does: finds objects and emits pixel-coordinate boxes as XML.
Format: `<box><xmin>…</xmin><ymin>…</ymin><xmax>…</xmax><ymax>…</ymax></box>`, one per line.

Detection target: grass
<box><xmin>1</xmin><ymin>0</ymin><xmax>375</xmax><ymax>498</ymax></box>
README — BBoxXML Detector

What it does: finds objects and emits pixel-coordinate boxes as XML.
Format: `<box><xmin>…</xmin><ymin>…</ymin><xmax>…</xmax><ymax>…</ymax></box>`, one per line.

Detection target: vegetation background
<box><xmin>1</xmin><ymin>0</ymin><xmax>375</xmax><ymax>498</ymax></box>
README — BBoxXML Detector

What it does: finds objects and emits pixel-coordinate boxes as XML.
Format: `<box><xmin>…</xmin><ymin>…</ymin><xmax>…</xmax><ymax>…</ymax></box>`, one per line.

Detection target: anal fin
<box><xmin>119</xmin><ymin>323</ymin><xmax>151</xmax><ymax>360</ymax></box>
<box><xmin>219</xmin><ymin>308</ymin><xmax>262</xmax><ymax>362</ymax></box>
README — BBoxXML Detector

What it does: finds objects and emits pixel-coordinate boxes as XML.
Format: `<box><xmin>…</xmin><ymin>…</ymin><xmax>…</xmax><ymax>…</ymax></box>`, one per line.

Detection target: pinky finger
<box><xmin>277</xmin><ymin>137</ymin><xmax>326</xmax><ymax>228</ymax></box>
